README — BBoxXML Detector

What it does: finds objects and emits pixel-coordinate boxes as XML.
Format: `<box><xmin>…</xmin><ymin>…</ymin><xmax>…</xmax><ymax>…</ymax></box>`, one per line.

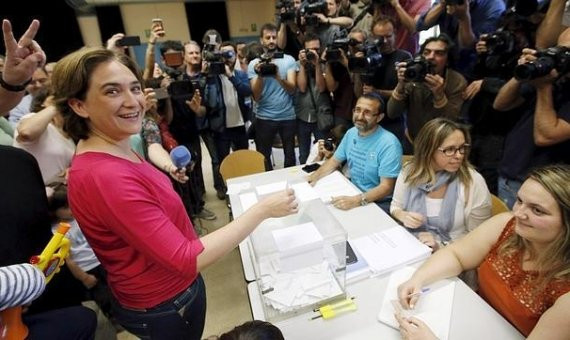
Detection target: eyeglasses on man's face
<box><xmin>438</xmin><ymin>144</ymin><xmax>470</xmax><ymax>157</ymax></box>
<box><xmin>352</xmin><ymin>107</ymin><xmax>378</xmax><ymax>118</ymax></box>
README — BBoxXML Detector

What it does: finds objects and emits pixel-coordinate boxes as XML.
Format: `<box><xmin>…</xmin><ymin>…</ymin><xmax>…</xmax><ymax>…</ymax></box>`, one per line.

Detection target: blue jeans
<box><xmin>498</xmin><ymin>176</ymin><xmax>522</xmax><ymax>209</ymax></box>
<box><xmin>297</xmin><ymin>119</ymin><xmax>325</xmax><ymax>164</ymax></box>
<box><xmin>111</xmin><ymin>275</ymin><xmax>206</xmax><ymax>340</ymax></box>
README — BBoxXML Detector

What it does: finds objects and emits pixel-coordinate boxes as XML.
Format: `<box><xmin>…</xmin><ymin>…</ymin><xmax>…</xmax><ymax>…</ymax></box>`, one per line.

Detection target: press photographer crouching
<box><xmin>387</xmin><ymin>34</ymin><xmax>467</xmax><ymax>146</ymax></box>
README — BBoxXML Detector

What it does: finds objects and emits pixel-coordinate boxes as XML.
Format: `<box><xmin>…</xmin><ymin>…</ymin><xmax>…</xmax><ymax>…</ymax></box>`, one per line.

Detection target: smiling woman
<box><xmin>396</xmin><ymin>164</ymin><xmax>570</xmax><ymax>339</ymax></box>
<box><xmin>50</xmin><ymin>47</ymin><xmax>298</xmax><ymax>340</ymax></box>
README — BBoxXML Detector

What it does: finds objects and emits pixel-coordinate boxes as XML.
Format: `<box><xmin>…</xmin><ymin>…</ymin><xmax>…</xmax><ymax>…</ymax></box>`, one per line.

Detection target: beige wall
<box><xmin>77</xmin><ymin>0</ymin><xmax>276</xmax><ymax>47</ymax></box>
<box><xmin>120</xmin><ymin>2</ymin><xmax>191</xmax><ymax>43</ymax></box>
<box><xmin>226</xmin><ymin>0</ymin><xmax>275</xmax><ymax>38</ymax></box>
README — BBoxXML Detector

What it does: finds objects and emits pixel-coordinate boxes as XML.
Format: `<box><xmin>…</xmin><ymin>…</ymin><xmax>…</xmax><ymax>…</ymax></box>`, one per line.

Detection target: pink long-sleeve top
<box><xmin>68</xmin><ymin>152</ymin><xmax>204</xmax><ymax>309</ymax></box>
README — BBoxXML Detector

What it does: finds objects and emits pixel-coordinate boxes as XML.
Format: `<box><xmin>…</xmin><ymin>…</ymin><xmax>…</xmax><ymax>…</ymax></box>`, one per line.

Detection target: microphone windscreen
<box><xmin>170</xmin><ymin>146</ymin><xmax>192</xmax><ymax>169</ymax></box>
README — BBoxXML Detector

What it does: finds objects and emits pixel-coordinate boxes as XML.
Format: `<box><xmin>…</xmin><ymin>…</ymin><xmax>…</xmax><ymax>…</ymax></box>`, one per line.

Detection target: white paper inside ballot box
<box><xmin>272</xmin><ymin>222</ymin><xmax>325</xmax><ymax>272</ymax></box>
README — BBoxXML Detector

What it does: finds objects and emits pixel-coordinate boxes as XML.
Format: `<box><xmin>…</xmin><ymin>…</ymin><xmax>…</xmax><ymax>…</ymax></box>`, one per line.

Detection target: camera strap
<box><xmin>306</xmin><ymin>73</ymin><xmax>319</xmax><ymax>118</ymax></box>
<box><xmin>352</xmin><ymin>4</ymin><xmax>372</xmax><ymax>28</ymax></box>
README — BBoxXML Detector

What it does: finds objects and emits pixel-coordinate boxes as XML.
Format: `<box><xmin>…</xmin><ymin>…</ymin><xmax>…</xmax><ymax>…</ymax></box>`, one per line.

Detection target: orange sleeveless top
<box><xmin>477</xmin><ymin>218</ymin><xmax>570</xmax><ymax>336</ymax></box>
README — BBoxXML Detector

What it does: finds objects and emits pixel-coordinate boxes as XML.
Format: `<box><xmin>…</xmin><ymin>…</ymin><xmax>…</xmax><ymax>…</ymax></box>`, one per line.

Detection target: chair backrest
<box><xmin>491</xmin><ymin>194</ymin><xmax>509</xmax><ymax>216</ymax></box>
<box><xmin>220</xmin><ymin>150</ymin><xmax>266</xmax><ymax>182</ymax></box>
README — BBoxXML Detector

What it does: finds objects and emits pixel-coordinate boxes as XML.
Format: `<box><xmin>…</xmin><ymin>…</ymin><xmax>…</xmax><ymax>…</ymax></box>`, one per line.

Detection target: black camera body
<box><xmin>168</xmin><ymin>79</ymin><xmax>201</xmax><ymax>100</ymax></box>
<box><xmin>348</xmin><ymin>38</ymin><xmax>384</xmax><ymax>74</ymax></box>
<box><xmin>304</xmin><ymin>49</ymin><xmax>318</xmax><ymax>62</ymax></box>
<box><xmin>514</xmin><ymin>46</ymin><xmax>570</xmax><ymax>81</ymax></box>
<box><xmin>445</xmin><ymin>0</ymin><xmax>465</xmax><ymax>4</ymax></box>
<box><xmin>276</xmin><ymin>0</ymin><xmax>297</xmax><ymax>22</ymax></box>
<box><xmin>483</xmin><ymin>30</ymin><xmax>516</xmax><ymax>56</ymax></box>
<box><xmin>324</xmin><ymin>138</ymin><xmax>334</xmax><ymax>152</ymax></box>
<box><xmin>300</xmin><ymin>0</ymin><xmax>327</xmax><ymax>27</ymax></box>
<box><xmin>404</xmin><ymin>56</ymin><xmax>435</xmax><ymax>82</ymax></box>
<box><xmin>257</xmin><ymin>52</ymin><xmax>284</xmax><ymax>76</ymax></box>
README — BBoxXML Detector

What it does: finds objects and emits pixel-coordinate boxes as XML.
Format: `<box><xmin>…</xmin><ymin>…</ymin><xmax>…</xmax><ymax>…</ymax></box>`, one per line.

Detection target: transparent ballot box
<box><xmin>249</xmin><ymin>199</ymin><xmax>347</xmax><ymax>322</ymax></box>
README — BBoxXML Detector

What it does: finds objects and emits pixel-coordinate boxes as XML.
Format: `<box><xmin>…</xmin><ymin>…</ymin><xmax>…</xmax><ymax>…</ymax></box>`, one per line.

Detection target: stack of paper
<box><xmin>350</xmin><ymin>226</ymin><xmax>431</xmax><ymax>277</ymax></box>
<box><xmin>312</xmin><ymin>171</ymin><xmax>360</xmax><ymax>203</ymax></box>
<box><xmin>377</xmin><ymin>266</ymin><xmax>456</xmax><ymax>340</ymax></box>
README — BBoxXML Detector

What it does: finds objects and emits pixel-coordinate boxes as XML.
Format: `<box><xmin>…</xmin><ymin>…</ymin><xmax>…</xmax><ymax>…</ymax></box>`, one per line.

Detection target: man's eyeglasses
<box><xmin>352</xmin><ymin>107</ymin><xmax>378</xmax><ymax>118</ymax></box>
<box><xmin>438</xmin><ymin>144</ymin><xmax>470</xmax><ymax>157</ymax></box>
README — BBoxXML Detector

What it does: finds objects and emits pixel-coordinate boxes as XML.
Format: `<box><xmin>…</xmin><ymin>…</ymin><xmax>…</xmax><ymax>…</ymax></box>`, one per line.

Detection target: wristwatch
<box><xmin>360</xmin><ymin>194</ymin><xmax>368</xmax><ymax>206</ymax></box>
<box><xmin>0</xmin><ymin>77</ymin><xmax>31</xmax><ymax>92</ymax></box>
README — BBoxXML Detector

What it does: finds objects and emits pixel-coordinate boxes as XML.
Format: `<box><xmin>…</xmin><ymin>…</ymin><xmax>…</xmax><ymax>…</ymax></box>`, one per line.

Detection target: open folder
<box><xmin>377</xmin><ymin>266</ymin><xmax>456</xmax><ymax>340</ymax></box>
<box><xmin>350</xmin><ymin>226</ymin><xmax>431</xmax><ymax>277</ymax></box>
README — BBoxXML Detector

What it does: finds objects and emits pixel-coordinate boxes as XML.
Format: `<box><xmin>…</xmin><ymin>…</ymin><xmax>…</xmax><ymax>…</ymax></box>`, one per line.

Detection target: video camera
<box><xmin>256</xmin><ymin>51</ymin><xmax>284</xmax><ymax>76</ymax></box>
<box><xmin>514</xmin><ymin>46</ymin><xmax>570</xmax><ymax>81</ymax></box>
<box><xmin>276</xmin><ymin>0</ymin><xmax>297</xmax><ymax>22</ymax></box>
<box><xmin>482</xmin><ymin>30</ymin><xmax>516</xmax><ymax>56</ymax></box>
<box><xmin>445</xmin><ymin>0</ymin><xmax>465</xmax><ymax>5</ymax></box>
<box><xmin>300</xmin><ymin>0</ymin><xmax>327</xmax><ymax>27</ymax></box>
<box><xmin>404</xmin><ymin>56</ymin><xmax>435</xmax><ymax>82</ymax></box>
<box><xmin>348</xmin><ymin>37</ymin><xmax>384</xmax><ymax>74</ymax></box>
<box><xmin>325</xmin><ymin>30</ymin><xmax>360</xmax><ymax>62</ymax></box>
<box><xmin>324</xmin><ymin>138</ymin><xmax>334</xmax><ymax>152</ymax></box>
<box><xmin>203</xmin><ymin>49</ymin><xmax>235</xmax><ymax>76</ymax></box>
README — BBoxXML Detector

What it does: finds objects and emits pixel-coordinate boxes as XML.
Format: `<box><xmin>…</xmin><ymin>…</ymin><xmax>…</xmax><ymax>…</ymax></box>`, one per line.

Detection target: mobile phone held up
<box><xmin>152</xmin><ymin>18</ymin><xmax>165</xmax><ymax>37</ymax></box>
<box><xmin>116</xmin><ymin>36</ymin><xmax>141</xmax><ymax>47</ymax></box>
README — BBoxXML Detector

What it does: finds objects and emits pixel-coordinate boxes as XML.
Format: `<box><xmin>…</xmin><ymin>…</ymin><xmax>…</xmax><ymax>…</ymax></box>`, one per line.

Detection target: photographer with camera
<box><xmin>492</xmin><ymin>28</ymin><xmax>570</xmax><ymax>208</ymax></box>
<box><xmin>417</xmin><ymin>0</ymin><xmax>506</xmax><ymax>75</ymax></box>
<box><xmin>342</xmin><ymin>0</ymin><xmax>430</xmax><ymax>55</ymax></box>
<box><xmin>323</xmin><ymin>29</ymin><xmax>366</xmax><ymax>130</ymax></box>
<box><xmin>204</xmin><ymin>41</ymin><xmax>252</xmax><ymax>190</ymax></box>
<box><xmin>358</xmin><ymin>16</ymin><xmax>411</xmax><ymax>144</ymax></box>
<box><xmin>248</xmin><ymin>23</ymin><xmax>297</xmax><ymax>170</ymax></box>
<box><xmin>159</xmin><ymin>40</ymin><xmax>217</xmax><ymax>221</ymax></box>
<box><xmin>461</xmin><ymin>13</ymin><xmax>534</xmax><ymax>194</ymax></box>
<box><xmin>304</xmin><ymin>0</ymin><xmax>354</xmax><ymax>49</ymax></box>
<box><xmin>277</xmin><ymin>0</ymin><xmax>305</xmax><ymax>58</ymax></box>
<box><xmin>295</xmin><ymin>33</ymin><xmax>332</xmax><ymax>164</ymax></box>
<box><xmin>388</xmin><ymin>34</ymin><xmax>467</xmax><ymax>145</ymax></box>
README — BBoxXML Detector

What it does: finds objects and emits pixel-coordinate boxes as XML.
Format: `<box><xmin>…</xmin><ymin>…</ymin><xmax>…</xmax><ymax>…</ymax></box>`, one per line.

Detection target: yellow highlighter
<box><xmin>312</xmin><ymin>297</ymin><xmax>357</xmax><ymax>320</ymax></box>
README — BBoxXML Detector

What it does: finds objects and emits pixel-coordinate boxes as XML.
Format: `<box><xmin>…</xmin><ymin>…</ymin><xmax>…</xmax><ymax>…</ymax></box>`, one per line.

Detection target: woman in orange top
<box><xmin>396</xmin><ymin>164</ymin><xmax>570</xmax><ymax>339</ymax></box>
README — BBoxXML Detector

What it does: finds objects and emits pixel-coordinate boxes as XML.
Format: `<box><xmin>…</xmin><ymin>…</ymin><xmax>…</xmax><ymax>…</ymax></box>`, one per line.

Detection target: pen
<box><xmin>407</xmin><ymin>287</ymin><xmax>430</xmax><ymax>298</ymax></box>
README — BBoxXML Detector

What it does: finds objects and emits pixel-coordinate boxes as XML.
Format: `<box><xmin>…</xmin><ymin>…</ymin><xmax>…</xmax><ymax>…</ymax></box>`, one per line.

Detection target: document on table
<box><xmin>239</xmin><ymin>192</ymin><xmax>258</xmax><ymax>212</ymax></box>
<box><xmin>350</xmin><ymin>226</ymin><xmax>431</xmax><ymax>277</ymax></box>
<box><xmin>377</xmin><ymin>266</ymin><xmax>456</xmax><ymax>340</ymax></box>
<box><xmin>256</xmin><ymin>181</ymin><xmax>287</xmax><ymax>196</ymax></box>
<box><xmin>227</xmin><ymin>182</ymin><xmax>251</xmax><ymax>195</ymax></box>
<box><xmin>312</xmin><ymin>171</ymin><xmax>360</xmax><ymax>203</ymax></box>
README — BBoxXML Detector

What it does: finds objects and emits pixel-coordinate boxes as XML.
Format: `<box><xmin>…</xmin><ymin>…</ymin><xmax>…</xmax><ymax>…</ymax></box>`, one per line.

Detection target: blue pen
<box><xmin>407</xmin><ymin>287</ymin><xmax>431</xmax><ymax>298</ymax></box>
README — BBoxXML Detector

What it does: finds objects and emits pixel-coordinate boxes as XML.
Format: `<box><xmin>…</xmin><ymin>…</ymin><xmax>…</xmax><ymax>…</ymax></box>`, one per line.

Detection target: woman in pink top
<box><xmin>51</xmin><ymin>47</ymin><xmax>298</xmax><ymax>340</ymax></box>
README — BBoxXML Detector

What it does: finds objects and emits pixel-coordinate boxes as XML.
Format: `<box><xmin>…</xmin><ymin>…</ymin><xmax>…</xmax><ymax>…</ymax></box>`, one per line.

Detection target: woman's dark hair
<box><xmin>51</xmin><ymin>47</ymin><xmax>143</xmax><ymax>142</ymax></box>
<box><xmin>219</xmin><ymin>320</ymin><xmax>284</xmax><ymax>340</ymax></box>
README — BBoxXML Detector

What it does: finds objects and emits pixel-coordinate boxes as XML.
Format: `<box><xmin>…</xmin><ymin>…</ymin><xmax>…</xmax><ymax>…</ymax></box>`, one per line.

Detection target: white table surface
<box><xmin>228</xmin><ymin>166</ymin><xmax>524</xmax><ymax>340</ymax></box>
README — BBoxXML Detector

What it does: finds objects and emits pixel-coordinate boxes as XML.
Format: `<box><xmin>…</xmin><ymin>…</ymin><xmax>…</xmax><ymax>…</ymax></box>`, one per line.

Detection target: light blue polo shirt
<box><xmin>247</xmin><ymin>54</ymin><xmax>297</xmax><ymax>121</ymax></box>
<box><xmin>334</xmin><ymin>126</ymin><xmax>402</xmax><ymax>193</ymax></box>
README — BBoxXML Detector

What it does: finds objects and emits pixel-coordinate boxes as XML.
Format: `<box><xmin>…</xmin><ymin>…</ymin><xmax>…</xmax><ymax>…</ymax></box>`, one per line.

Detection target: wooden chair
<box><xmin>220</xmin><ymin>150</ymin><xmax>266</xmax><ymax>220</ymax></box>
<box><xmin>491</xmin><ymin>194</ymin><xmax>509</xmax><ymax>216</ymax></box>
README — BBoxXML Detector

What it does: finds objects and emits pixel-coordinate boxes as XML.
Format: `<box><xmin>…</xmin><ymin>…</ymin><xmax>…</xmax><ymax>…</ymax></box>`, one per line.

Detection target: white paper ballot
<box><xmin>256</xmin><ymin>181</ymin><xmax>287</xmax><ymax>196</ymax></box>
<box><xmin>377</xmin><ymin>266</ymin><xmax>456</xmax><ymax>340</ymax></box>
<box><xmin>272</xmin><ymin>222</ymin><xmax>323</xmax><ymax>253</ymax></box>
<box><xmin>290</xmin><ymin>182</ymin><xmax>320</xmax><ymax>202</ymax></box>
<box><xmin>239</xmin><ymin>192</ymin><xmax>258</xmax><ymax>212</ymax></box>
<box><xmin>227</xmin><ymin>182</ymin><xmax>251</xmax><ymax>195</ymax></box>
<box><xmin>312</xmin><ymin>171</ymin><xmax>360</xmax><ymax>203</ymax></box>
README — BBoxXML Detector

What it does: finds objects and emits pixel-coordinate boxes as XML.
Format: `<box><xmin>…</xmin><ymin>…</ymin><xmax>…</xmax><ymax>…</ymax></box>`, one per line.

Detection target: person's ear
<box><xmin>67</xmin><ymin>98</ymin><xmax>90</xmax><ymax>119</ymax></box>
<box><xmin>376</xmin><ymin>113</ymin><xmax>385</xmax><ymax>123</ymax></box>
